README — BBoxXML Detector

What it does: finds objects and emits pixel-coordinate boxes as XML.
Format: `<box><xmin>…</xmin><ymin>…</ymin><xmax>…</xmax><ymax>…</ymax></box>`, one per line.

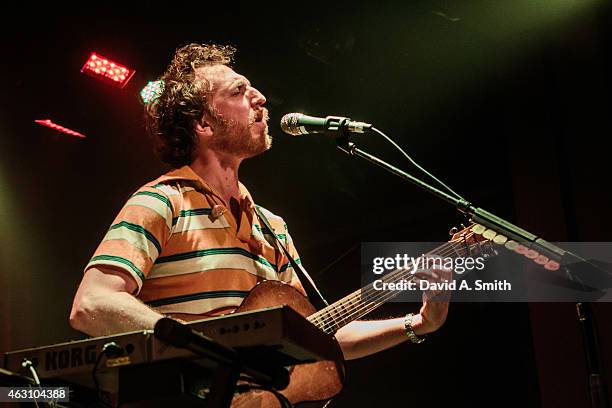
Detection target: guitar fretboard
<box><xmin>307</xmin><ymin>236</ymin><xmax>481</xmax><ymax>335</ymax></box>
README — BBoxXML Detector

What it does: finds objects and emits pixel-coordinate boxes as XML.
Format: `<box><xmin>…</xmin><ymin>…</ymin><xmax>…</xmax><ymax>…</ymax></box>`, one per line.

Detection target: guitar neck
<box><xmin>306</xmin><ymin>236</ymin><xmax>478</xmax><ymax>335</ymax></box>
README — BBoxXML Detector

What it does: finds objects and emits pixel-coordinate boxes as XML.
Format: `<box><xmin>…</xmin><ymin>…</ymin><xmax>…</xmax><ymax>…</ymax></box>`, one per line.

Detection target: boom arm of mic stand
<box><xmin>336</xmin><ymin>137</ymin><xmax>592</xmax><ymax>268</ymax></box>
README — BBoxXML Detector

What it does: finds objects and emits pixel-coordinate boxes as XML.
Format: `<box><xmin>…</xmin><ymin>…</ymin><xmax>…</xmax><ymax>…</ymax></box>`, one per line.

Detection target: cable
<box><xmin>92</xmin><ymin>342</ymin><xmax>122</xmax><ymax>408</ymax></box>
<box><xmin>21</xmin><ymin>358</ymin><xmax>43</xmax><ymax>408</ymax></box>
<box><xmin>370</xmin><ymin>126</ymin><xmax>466</xmax><ymax>201</ymax></box>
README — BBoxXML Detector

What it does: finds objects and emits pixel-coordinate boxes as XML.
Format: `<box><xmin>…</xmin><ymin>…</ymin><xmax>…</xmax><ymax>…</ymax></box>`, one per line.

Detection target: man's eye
<box><xmin>233</xmin><ymin>85</ymin><xmax>245</xmax><ymax>95</ymax></box>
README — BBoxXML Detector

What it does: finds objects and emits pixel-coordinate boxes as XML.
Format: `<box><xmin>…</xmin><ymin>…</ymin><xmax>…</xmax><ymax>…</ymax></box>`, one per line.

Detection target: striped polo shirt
<box><xmin>85</xmin><ymin>165</ymin><xmax>306</xmax><ymax>317</ymax></box>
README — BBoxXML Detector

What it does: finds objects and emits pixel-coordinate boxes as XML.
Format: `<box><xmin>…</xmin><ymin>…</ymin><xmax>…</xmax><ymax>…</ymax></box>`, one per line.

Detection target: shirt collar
<box><xmin>155</xmin><ymin>165</ymin><xmax>254</xmax><ymax>206</ymax></box>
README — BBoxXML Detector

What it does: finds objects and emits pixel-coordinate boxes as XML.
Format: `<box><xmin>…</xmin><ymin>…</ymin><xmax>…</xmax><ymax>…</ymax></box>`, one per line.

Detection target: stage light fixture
<box><xmin>81</xmin><ymin>52</ymin><xmax>135</xmax><ymax>88</ymax></box>
<box><xmin>140</xmin><ymin>80</ymin><xmax>164</xmax><ymax>105</ymax></box>
<box><xmin>34</xmin><ymin>119</ymin><xmax>86</xmax><ymax>138</ymax></box>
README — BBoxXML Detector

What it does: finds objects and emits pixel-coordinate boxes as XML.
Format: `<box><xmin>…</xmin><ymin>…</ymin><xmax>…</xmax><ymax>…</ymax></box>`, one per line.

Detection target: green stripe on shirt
<box><xmin>132</xmin><ymin>191</ymin><xmax>173</xmax><ymax>213</ymax></box>
<box><xmin>155</xmin><ymin>247</ymin><xmax>276</xmax><ymax>270</ymax></box>
<box><xmin>109</xmin><ymin>221</ymin><xmax>162</xmax><ymax>254</ymax></box>
<box><xmin>172</xmin><ymin>208</ymin><xmax>213</xmax><ymax>226</ymax></box>
<box><xmin>254</xmin><ymin>224</ymin><xmax>287</xmax><ymax>240</ymax></box>
<box><xmin>147</xmin><ymin>290</ymin><xmax>249</xmax><ymax>307</ymax></box>
<box><xmin>90</xmin><ymin>254</ymin><xmax>145</xmax><ymax>281</ymax></box>
<box><xmin>280</xmin><ymin>258</ymin><xmax>301</xmax><ymax>273</ymax></box>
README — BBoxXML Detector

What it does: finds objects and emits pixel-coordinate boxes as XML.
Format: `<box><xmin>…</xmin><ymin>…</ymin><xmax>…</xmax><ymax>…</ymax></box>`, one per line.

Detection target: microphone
<box><xmin>280</xmin><ymin>113</ymin><xmax>372</xmax><ymax>136</ymax></box>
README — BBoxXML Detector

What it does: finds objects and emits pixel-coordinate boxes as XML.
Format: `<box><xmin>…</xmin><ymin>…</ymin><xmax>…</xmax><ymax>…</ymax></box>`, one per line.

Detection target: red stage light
<box><xmin>81</xmin><ymin>52</ymin><xmax>135</xmax><ymax>88</ymax></box>
<box><xmin>34</xmin><ymin>119</ymin><xmax>86</xmax><ymax>138</ymax></box>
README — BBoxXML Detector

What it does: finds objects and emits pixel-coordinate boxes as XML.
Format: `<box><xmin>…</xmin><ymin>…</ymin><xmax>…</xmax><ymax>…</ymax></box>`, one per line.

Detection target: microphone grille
<box><xmin>280</xmin><ymin>113</ymin><xmax>303</xmax><ymax>136</ymax></box>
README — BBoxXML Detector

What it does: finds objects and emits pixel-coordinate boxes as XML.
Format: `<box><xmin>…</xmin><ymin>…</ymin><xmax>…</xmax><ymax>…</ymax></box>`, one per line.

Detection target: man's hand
<box><xmin>329</xmin><ymin>256</ymin><xmax>453</xmax><ymax>359</ymax></box>
<box><xmin>411</xmin><ymin>259</ymin><xmax>452</xmax><ymax>335</ymax></box>
<box><xmin>412</xmin><ymin>294</ymin><xmax>450</xmax><ymax>335</ymax></box>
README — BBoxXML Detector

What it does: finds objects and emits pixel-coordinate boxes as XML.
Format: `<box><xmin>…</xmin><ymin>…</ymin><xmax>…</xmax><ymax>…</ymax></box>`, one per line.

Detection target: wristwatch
<box><xmin>404</xmin><ymin>313</ymin><xmax>426</xmax><ymax>344</ymax></box>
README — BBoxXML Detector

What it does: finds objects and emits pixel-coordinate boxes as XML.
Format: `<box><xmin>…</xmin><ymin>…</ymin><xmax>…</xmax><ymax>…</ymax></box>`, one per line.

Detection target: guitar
<box><xmin>231</xmin><ymin>223</ymin><xmax>491</xmax><ymax>408</ymax></box>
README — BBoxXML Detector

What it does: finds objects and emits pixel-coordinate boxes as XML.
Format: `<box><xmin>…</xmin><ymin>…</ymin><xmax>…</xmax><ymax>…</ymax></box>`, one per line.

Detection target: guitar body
<box><xmin>230</xmin><ymin>280</ymin><xmax>345</xmax><ymax>408</ymax></box>
<box><xmin>227</xmin><ymin>224</ymin><xmax>483</xmax><ymax>407</ymax></box>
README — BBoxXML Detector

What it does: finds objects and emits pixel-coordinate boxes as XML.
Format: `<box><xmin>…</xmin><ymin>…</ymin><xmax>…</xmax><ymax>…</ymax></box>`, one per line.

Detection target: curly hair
<box><xmin>145</xmin><ymin>43</ymin><xmax>236</xmax><ymax>168</ymax></box>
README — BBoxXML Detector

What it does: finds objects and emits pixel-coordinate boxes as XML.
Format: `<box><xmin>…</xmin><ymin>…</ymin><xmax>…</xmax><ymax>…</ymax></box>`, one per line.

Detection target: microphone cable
<box><xmin>370</xmin><ymin>126</ymin><xmax>466</xmax><ymax>202</ymax></box>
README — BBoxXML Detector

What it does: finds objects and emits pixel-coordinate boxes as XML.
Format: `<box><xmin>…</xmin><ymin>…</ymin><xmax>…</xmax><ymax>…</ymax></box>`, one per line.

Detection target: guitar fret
<box><xmin>347</xmin><ymin>292</ymin><xmax>364</xmax><ymax>319</ymax></box>
<box><xmin>326</xmin><ymin>306</ymin><xmax>342</xmax><ymax>333</ymax></box>
<box><xmin>316</xmin><ymin>310</ymin><xmax>333</xmax><ymax>334</ymax></box>
<box><xmin>338</xmin><ymin>299</ymin><xmax>350</xmax><ymax>319</ymax></box>
<box><xmin>308</xmin><ymin>311</ymin><xmax>324</xmax><ymax>331</ymax></box>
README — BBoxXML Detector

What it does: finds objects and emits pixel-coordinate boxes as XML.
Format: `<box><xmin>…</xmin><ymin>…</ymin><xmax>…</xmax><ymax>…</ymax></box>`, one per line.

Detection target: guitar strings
<box><xmin>320</xmin><ymin>233</ymin><xmax>485</xmax><ymax>332</ymax></box>
<box><xmin>310</xmin><ymin>232</ymin><xmax>482</xmax><ymax>333</ymax></box>
<box><xmin>313</xmin><ymin>237</ymin><xmax>477</xmax><ymax>333</ymax></box>
<box><xmin>326</xmin><ymin>235</ymin><xmax>482</xmax><ymax>330</ymax></box>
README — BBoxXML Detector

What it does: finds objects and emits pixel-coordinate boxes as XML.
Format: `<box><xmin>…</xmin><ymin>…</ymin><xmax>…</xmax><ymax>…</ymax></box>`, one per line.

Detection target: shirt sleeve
<box><xmin>84</xmin><ymin>185</ymin><xmax>174</xmax><ymax>294</ymax></box>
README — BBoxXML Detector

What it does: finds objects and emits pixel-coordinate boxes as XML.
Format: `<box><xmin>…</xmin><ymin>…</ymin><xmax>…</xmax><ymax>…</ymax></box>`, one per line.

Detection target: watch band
<box><xmin>404</xmin><ymin>313</ymin><xmax>426</xmax><ymax>344</ymax></box>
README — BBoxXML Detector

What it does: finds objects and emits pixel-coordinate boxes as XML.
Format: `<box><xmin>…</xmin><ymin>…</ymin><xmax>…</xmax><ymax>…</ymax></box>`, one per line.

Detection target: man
<box><xmin>70</xmin><ymin>43</ymin><xmax>448</xmax><ymax>361</ymax></box>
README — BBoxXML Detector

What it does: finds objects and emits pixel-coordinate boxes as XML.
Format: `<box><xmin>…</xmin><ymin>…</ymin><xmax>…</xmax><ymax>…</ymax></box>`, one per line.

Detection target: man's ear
<box><xmin>194</xmin><ymin>117</ymin><xmax>213</xmax><ymax>140</ymax></box>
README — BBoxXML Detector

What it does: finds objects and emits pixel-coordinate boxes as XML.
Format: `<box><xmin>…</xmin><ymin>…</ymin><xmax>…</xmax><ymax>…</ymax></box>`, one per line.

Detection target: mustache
<box><xmin>249</xmin><ymin>108</ymin><xmax>269</xmax><ymax>125</ymax></box>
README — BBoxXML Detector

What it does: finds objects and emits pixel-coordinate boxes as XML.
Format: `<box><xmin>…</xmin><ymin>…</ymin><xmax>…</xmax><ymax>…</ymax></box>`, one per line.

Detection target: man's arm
<box><xmin>287</xmin><ymin>264</ymin><xmax>449</xmax><ymax>360</ymax></box>
<box><xmin>69</xmin><ymin>266</ymin><xmax>164</xmax><ymax>337</ymax></box>
<box><xmin>334</xmin><ymin>295</ymin><xmax>449</xmax><ymax>360</ymax></box>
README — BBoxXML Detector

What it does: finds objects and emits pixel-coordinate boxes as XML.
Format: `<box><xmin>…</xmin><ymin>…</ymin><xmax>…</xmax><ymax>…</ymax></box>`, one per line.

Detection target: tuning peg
<box><xmin>471</xmin><ymin>224</ymin><xmax>486</xmax><ymax>235</ymax></box>
<box><xmin>493</xmin><ymin>234</ymin><xmax>508</xmax><ymax>245</ymax></box>
<box><xmin>483</xmin><ymin>229</ymin><xmax>498</xmax><ymax>240</ymax></box>
<box><xmin>544</xmin><ymin>260</ymin><xmax>560</xmax><ymax>271</ymax></box>
<box><xmin>449</xmin><ymin>227</ymin><xmax>458</xmax><ymax>236</ymax></box>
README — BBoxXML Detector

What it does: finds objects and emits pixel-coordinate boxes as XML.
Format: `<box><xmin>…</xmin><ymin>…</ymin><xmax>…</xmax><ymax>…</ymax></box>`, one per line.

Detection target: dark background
<box><xmin>1</xmin><ymin>2</ymin><xmax>612</xmax><ymax>406</ymax></box>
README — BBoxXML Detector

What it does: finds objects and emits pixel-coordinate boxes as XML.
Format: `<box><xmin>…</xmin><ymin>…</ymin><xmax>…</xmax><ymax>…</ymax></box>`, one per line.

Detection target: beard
<box><xmin>208</xmin><ymin>110</ymin><xmax>272</xmax><ymax>158</ymax></box>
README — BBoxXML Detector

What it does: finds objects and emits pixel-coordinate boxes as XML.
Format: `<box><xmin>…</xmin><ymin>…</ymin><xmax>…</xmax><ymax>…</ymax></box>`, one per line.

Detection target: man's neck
<box><xmin>190</xmin><ymin>151</ymin><xmax>242</xmax><ymax>204</ymax></box>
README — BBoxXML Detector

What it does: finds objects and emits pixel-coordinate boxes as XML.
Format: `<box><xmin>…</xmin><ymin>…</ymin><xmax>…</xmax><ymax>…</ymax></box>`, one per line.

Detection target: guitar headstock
<box><xmin>449</xmin><ymin>223</ymin><xmax>486</xmax><ymax>243</ymax></box>
<box><xmin>447</xmin><ymin>223</ymin><xmax>497</xmax><ymax>259</ymax></box>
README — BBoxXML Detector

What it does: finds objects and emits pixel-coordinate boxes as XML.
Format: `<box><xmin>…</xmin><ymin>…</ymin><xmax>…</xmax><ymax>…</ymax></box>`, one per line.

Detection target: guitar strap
<box><xmin>254</xmin><ymin>205</ymin><xmax>329</xmax><ymax>310</ymax></box>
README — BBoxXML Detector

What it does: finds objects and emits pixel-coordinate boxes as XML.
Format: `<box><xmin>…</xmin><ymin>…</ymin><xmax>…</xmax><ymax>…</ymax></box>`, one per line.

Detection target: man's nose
<box><xmin>248</xmin><ymin>86</ymin><xmax>266</xmax><ymax>107</ymax></box>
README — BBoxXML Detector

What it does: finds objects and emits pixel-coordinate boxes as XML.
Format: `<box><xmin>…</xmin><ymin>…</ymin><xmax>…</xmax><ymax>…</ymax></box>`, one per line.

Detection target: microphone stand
<box><xmin>335</xmin><ymin>134</ymin><xmax>610</xmax><ymax>408</ymax></box>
